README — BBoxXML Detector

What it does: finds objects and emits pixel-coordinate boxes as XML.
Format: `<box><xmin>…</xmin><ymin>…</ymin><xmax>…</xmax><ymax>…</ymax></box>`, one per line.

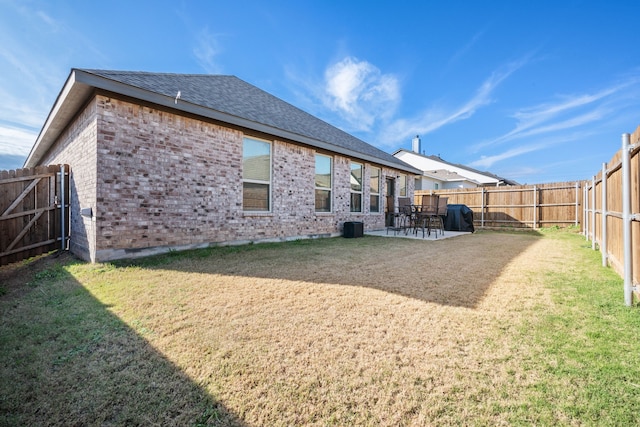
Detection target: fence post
<box><xmin>601</xmin><ymin>163</ymin><xmax>607</xmax><ymax>267</ymax></box>
<box><xmin>584</xmin><ymin>184</ymin><xmax>589</xmax><ymax>241</ymax></box>
<box><xmin>481</xmin><ymin>187</ymin><xmax>485</xmax><ymax>228</ymax></box>
<box><xmin>533</xmin><ymin>186</ymin><xmax>537</xmax><ymax>229</ymax></box>
<box><xmin>575</xmin><ymin>181</ymin><xmax>579</xmax><ymax>227</ymax></box>
<box><xmin>622</xmin><ymin>133</ymin><xmax>633</xmax><ymax>306</ymax></box>
<box><xmin>591</xmin><ymin>175</ymin><xmax>596</xmax><ymax>250</ymax></box>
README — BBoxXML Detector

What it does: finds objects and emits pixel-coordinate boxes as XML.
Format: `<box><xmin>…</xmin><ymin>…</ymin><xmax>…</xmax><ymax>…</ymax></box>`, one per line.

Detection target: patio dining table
<box><xmin>386</xmin><ymin>204</ymin><xmax>436</xmax><ymax>237</ymax></box>
<box><xmin>410</xmin><ymin>204</ymin><xmax>438</xmax><ymax>238</ymax></box>
<box><xmin>386</xmin><ymin>196</ymin><xmax>448</xmax><ymax>238</ymax></box>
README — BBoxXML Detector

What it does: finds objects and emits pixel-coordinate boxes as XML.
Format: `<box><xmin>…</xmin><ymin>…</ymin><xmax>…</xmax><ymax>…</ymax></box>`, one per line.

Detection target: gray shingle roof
<box><xmin>77</xmin><ymin>69</ymin><xmax>419</xmax><ymax>173</ymax></box>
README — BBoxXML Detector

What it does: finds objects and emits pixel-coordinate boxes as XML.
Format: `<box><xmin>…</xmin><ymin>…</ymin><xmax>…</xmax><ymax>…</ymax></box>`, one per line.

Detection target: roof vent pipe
<box><xmin>412</xmin><ymin>135</ymin><xmax>421</xmax><ymax>153</ymax></box>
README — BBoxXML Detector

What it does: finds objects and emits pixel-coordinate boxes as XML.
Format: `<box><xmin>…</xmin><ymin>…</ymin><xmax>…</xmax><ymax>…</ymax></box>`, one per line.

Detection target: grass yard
<box><xmin>1</xmin><ymin>230</ymin><xmax>639</xmax><ymax>426</ymax></box>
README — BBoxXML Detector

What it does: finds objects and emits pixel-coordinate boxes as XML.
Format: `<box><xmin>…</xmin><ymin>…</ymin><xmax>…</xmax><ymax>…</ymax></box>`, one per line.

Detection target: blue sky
<box><xmin>2</xmin><ymin>0</ymin><xmax>640</xmax><ymax>183</ymax></box>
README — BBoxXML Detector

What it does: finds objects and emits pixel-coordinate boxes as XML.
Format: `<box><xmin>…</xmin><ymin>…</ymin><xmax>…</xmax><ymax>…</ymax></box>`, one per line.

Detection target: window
<box><xmin>369</xmin><ymin>166</ymin><xmax>380</xmax><ymax>213</ymax></box>
<box><xmin>315</xmin><ymin>154</ymin><xmax>332</xmax><ymax>212</ymax></box>
<box><xmin>350</xmin><ymin>162</ymin><xmax>363</xmax><ymax>212</ymax></box>
<box><xmin>399</xmin><ymin>174</ymin><xmax>407</xmax><ymax>197</ymax></box>
<box><xmin>242</xmin><ymin>137</ymin><xmax>271</xmax><ymax>211</ymax></box>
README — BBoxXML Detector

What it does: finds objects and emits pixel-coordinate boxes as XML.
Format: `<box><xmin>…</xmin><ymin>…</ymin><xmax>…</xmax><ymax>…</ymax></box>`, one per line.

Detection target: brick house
<box><xmin>25</xmin><ymin>69</ymin><xmax>420</xmax><ymax>262</ymax></box>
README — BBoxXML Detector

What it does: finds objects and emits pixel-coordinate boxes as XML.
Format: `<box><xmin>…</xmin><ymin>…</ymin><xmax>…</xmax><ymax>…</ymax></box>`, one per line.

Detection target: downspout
<box><xmin>60</xmin><ymin>164</ymin><xmax>66</xmax><ymax>251</ymax></box>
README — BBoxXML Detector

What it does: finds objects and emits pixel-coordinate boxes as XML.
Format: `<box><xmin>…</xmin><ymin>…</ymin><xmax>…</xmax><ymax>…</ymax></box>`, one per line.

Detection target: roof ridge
<box><xmin>77</xmin><ymin>68</ymin><xmax>237</xmax><ymax>78</ymax></box>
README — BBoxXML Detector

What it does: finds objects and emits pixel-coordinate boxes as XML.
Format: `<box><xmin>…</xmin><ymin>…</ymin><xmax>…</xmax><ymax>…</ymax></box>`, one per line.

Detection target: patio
<box><xmin>366</xmin><ymin>228</ymin><xmax>472</xmax><ymax>241</ymax></box>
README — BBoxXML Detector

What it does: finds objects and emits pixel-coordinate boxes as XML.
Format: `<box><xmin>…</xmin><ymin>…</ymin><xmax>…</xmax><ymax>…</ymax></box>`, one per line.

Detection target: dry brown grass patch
<box><xmin>80</xmin><ymin>232</ymin><xmax>550</xmax><ymax>425</ymax></box>
<box><xmin>4</xmin><ymin>231</ymin><xmax>583</xmax><ymax>425</ymax></box>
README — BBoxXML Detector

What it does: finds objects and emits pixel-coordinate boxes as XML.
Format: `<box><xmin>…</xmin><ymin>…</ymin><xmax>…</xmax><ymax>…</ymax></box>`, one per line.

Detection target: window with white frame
<box><xmin>399</xmin><ymin>174</ymin><xmax>407</xmax><ymax>197</ymax></box>
<box><xmin>315</xmin><ymin>154</ymin><xmax>332</xmax><ymax>212</ymax></box>
<box><xmin>242</xmin><ymin>137</ymin><xmax>271</xmax><ymax>211</ymax></box>
<box><xmin>370</xmin><ymin>166</ymin><xmax>380</xmax><ymax>213</ymax></box>
<box><xmin>350</xmin><ymin>162</ymin><xmax>363</xmax><ymax>212</ymax></box>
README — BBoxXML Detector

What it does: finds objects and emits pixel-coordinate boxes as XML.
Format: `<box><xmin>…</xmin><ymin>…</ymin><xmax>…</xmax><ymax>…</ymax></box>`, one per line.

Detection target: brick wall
<box><xmin>41</xmin><ymin>94</ymin><xmax>411</xmax><ymax>261</ymax></box>
<box><xmin>41</xmin><ymin>99</ymin><xmax>98</xmax><ymax>261</ymax></box>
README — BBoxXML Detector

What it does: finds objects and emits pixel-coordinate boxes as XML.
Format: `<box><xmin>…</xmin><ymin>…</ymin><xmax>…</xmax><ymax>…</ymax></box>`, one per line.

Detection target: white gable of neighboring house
<box><xmin>417</xmin><ymin>169</ymin><xmax>481</xmax><ymax>190</ymax></box>
<box><xmin>394</xmin><ymin>149</ymin><xmax>503</xmax><ymax>187</ymax></box>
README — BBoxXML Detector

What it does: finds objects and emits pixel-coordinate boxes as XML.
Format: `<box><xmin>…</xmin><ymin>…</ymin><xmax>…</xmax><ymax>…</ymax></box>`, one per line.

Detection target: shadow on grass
<box><xmin>117</xmin><ymin>230</ymin><xmax>544</xmax><ymax>310</ymax></box>
<box><xmin>0</xmin><ymin>254</ymin><xmax>246</xmax><ymax>427</ymax></box>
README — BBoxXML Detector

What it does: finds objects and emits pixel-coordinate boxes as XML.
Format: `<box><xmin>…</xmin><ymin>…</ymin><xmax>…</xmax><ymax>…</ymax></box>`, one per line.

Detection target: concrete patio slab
<box><xmin>365</xmin><ymin>228</ymin><xmax>472</xmax><ymax>241</ymax></box>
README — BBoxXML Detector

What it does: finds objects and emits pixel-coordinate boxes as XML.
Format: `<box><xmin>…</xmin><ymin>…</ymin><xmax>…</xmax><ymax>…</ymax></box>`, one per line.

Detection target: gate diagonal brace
<box><xmin>6</xmin><ymin>210</ymin><xmax>44</xmax><ymax>252</ymax></box>
<box><xmin>1</xmin><ymin>178</ymin><xmax>41</xmax><ymax>217</ymax></box>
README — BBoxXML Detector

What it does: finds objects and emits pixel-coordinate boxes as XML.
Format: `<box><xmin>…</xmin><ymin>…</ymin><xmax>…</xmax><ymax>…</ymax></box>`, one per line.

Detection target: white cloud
<box><xmin>469</xmin><ymin>143</ymin><xmax>547</xmax><ymax>169</ymax></box>
<box><xmin>473</xmin><ymin>83</ymin><xmax>631</xmax><ymax>151</ymax></box>
<box><xmin>444</xmin><ymin>28</ymin><xmax>487</xmax><ymax>71</ymax></box>
<box><xmin>193</xmin><ymin>28</ymin><xmax>223</xmax><ymax>74</ymax></box>
<box><xmin>0</xmin><ymin>125</ymin><xmax>37</xmax><ymax>157</ymax></box>
<box><xmin>323</xmin><ymin>56</ymin><xmax>400</xmax><ymax>132</ymax></box>
<box><xmin>0</xmin><ymin>3</ymin><xmax>113</xmax><ymax>161</ymax></box>
<box><xmin>36</xmin><ymin>10</ymin><xmax>60</xmax><ymax>32</ymax></box>
<box><xmin>378</xmin><ymin>55</ymin><xmax>530</xmax><ymax>146</ymax></box>
<box><xmin>0</xmin><ymin>83</ymin><xmax>50</xmax><ymax>131</ymax></box>
<box><xmin>469</xmin><ymin>130</ymin><xmax>594</xmax><ymax>169</ymax></box>
<box><xmin>462</xmin><ymin>73</ymin><xmax>640</xmax><ymax>172</ymax></box>
<box><xmin>508</xmin><ymin>108</ymin><xmax>608</xmax><ymax>140</ymax></box>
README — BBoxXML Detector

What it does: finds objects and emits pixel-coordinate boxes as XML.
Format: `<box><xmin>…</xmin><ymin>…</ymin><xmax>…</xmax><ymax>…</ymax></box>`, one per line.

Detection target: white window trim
<box><xmin>350</xmin><ymin>162</ymin><xmax>363</xmax><ymax>213</ymax></box>
<box><xmin>242</xmin><ymin>136</ymin><xmax>272</xmax><ymax>212</ymax></box>
<box><xmin>399</xmin><ymin>174</ymin><xmax>407</xmax><ymax>197</ymax></box>
<box><xmin>370</xmin><ymin>166</ymin><xmax>381</xmax><ymax>213</ymax></box>
<box><xmin>315</xmin><ymin>153</ymin><xmax>333</xmax><ymax>213</ymax></box>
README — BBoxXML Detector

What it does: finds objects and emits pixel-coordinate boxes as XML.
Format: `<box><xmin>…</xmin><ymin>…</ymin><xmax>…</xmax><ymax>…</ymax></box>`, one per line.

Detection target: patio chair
<box><xmin>387</xmin><ymin>197</ymin><xmax>412</xmax><ymax>235</ymax></box>
<box><xmin>398</xmin><ymin>197</ymin><xmax>415</xmax><ymax>234</ymax></box>
<box><xmin>416</xmin><ymin>194</ymin><xmax>439</xmax><ymax>238</ymax></box>
<box><xmin>435</xmin><ymin>196</ymin><xmax>448</xmax><ymax>236</ymax></box>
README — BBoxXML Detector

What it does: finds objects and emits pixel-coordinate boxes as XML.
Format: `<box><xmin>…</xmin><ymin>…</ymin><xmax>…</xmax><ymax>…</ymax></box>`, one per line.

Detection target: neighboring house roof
<box><xmin>25</xmin><ymin>69</ymin><xmax>421</xmax><ymax>175</ymax></box>
<box><xmin>422</xmin><ymin>169</ymin><xmax>481</xmax><ymax>185</ymax></box>
<box><xmin>393</xmin><ymin>149</ymin><xmax>519</xmax><ymax>186</ymax></box>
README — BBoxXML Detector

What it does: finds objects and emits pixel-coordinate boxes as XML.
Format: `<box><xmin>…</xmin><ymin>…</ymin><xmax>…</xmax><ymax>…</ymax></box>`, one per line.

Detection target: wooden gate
<box><xmin>0</xmin><ymin>164</ymin><xmax>70</xmax><ymax>266</ymax></box>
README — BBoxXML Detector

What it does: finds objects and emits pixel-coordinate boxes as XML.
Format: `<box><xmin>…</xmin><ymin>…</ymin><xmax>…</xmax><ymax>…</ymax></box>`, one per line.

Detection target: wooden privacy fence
<box><xmin>0</xmin><ymin>164</ymin><xmax>69</xmax><ymax>266</ymax></box>
<box><xmin>415</xmin><ymin>182</ymin><xmax>582</xmax><ymax>229</ymax></box>
<box><xmin>584</xmin><ymin>130</ymin><xmax>640</xmax><ymax>306</ymax></box>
